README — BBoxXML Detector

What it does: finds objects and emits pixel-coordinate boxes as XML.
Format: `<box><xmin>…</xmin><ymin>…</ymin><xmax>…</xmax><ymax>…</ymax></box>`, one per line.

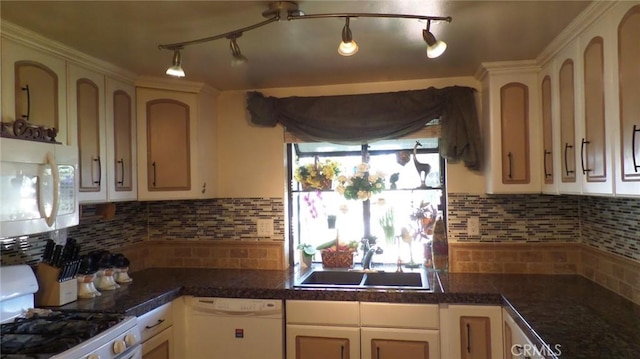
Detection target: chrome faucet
<box><xmin>361</xmin><ymin>237</ymin><xmax>383</xmax><ymax>270</ymax></box>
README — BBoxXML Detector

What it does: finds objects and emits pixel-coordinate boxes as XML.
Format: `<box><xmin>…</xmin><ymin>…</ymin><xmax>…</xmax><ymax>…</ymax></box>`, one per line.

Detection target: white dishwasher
<box><xmin>186</xmin><ymin>297</ymin><xmax>284</xmax><ymax>359</ymax></box>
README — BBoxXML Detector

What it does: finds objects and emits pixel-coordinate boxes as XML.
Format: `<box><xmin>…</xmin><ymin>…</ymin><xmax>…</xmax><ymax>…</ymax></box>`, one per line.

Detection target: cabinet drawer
<box><xmin>138</xmin><ymin>302</ymin><xmax>174</xmax><ymax>342</ymax></box>
<box><xmin>286</xmin><ymin>300</ymin><xmax>359</xmax><ymax>326</ymax></box>
<box><xmin>360</xmin><ymin>302</ymin><xmax>439</xmax><ymax>329</ymax></box>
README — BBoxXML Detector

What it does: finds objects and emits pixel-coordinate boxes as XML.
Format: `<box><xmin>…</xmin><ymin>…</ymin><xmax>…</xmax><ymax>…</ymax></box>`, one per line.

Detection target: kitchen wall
<box><xmin>1</xmin><ymin>75</ymin><xmax>638</xmax><ymax>301</ymax></box>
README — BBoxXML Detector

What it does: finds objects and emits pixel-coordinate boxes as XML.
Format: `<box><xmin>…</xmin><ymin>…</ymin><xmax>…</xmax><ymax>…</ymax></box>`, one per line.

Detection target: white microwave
<box><xmin>0</xmin><ymin>137</ymin><xmax>79</xmax><ymax>238</ymax></box>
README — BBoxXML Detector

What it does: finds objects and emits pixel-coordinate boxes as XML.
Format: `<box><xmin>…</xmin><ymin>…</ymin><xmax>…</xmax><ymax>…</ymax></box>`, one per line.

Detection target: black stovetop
<box><xmin>0</xmin><ymin>311</ymin><xmax>126</xmax><ymax>359</ymax></box>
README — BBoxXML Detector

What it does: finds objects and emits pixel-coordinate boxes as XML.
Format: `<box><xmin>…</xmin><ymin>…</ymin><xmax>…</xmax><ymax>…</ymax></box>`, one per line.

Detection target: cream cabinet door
<box><xmin>556</xmin><ymin>40</ymin><xmax>582</xmax><ymax>195</ymax></box>
<box><xmin>68</xmin><ymin>63</ymin><xmax>107</xmax><ymax>203</ymax></box>
<box><xmin>286</xmin><ymin>325</ymin><xmax>360</xmax><ymax>359</ymax></box>
<box><xmin>136</xmin><ymin>85</ymin><xmax>217</xmax><ymax>200</ymax></box>
<box><xmin>577</xmin><ymin>10</ymin><xmax>614</xmax><ymax>195</ymax></box>
<box><xmin>612</xmin><ymin>2</ymin><xmax>640</xmax><ymax>197</ymax></box>
<box><xmin>479</xmin><ymin>62</ymin><xmax>541</xmax><ymax>194</ymax></box>
<box><xmin>439</xmin><ymin>304</ymin><xmax>503</xmax><ymax>359</ymax></box>
<box><xmin>1</xmin><ymin>38</ymin><xmax>68</xmax><ymax>144</ymax></box>
<box><xmin>105</xmin><ymin>77</ymin><xmax>137</xmax><ymax>201</ymax></box>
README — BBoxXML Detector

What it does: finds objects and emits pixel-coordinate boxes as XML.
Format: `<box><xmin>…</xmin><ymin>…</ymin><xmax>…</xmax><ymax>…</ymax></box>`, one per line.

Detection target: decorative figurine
<box><xmin>413</xmin><ymin>141</ymin><xmax>431</xmax><ymax>189</ymax></box>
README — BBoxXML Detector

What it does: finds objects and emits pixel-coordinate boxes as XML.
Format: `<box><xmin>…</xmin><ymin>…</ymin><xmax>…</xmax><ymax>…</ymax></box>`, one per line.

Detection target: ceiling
<box><xmin>1</xmin><ymin>1</ymin><xmax>592</xmax><ymax>91</ymax></box>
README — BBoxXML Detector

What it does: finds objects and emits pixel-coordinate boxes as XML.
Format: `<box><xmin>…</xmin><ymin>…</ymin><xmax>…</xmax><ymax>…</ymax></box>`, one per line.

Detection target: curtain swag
<box><xmin>246</xmin><ymin>86</ymin><xmax>482</xmax><ymax>171</ymax></box>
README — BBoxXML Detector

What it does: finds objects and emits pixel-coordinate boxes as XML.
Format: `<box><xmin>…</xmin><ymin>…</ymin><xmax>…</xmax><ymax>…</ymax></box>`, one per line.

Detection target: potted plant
<box><xmin>297</xmin><ymin>243</ymin><xmax>316</xmax><ymax>268</ymax></box>
<box><xmin>294</xmin><ymin>157</ymin><xmax>341</xmax><ymax>191</ymax></box>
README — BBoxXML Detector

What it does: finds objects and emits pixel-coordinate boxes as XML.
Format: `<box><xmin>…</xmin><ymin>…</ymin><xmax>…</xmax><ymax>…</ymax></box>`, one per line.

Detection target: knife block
<box><xmin>35</xmin><ymin>263</ymin><xmax>77</xmax><ymax>306</ymax></box>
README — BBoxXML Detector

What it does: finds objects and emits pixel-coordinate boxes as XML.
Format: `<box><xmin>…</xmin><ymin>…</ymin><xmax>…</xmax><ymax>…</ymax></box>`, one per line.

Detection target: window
<box><xmin>288</xmin><ymin>137</ymin><xmax>445</xmax><ymax>267</ymax></box>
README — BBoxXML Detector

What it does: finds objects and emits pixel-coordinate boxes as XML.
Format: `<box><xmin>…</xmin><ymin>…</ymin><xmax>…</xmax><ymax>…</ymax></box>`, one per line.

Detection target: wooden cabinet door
<box><xmin>68</xmin><ymin>63</ymin><xmax>106</xmax><ymax>203</ymax></box>
<box><xmin>15</xmin><ymin>62</ymin><xmax>58</xmax><ymax>131</ymax></box>
<box><xmin>541</xmin><ymin>75</ymin><xmax>554</xmax><ymax>186</ymax></box>
<box><xmin>146</xmin><ymin>99</ymin><xmax>191</xmax><ymax>191</ymax></box>
<box><xmin>296</xmin><ymin>336</ymin><xmax>351</xmax><ymax>359</ymax></box>
<box><xmin>105</xmin><ymin>77</ymin><xmax>137</xmax><ymax>201</ymax></box>
<box><xmin>286</xmin><ymin>324</ymin><xmax>360</xmax><ymax>359</ymax></box>
<box><xmin>617</xmin><ymin>4</ymin><xmax>640</xmax><ymax>194</ymax></box>
<box><xmin>371</xmin><ymin>339</ymin><xmax>429</xmax><ymax>359</ymax></box>
<box><xmin>1</xmin><ymin>39</ymin><xmax>67</xmax><ymax>143</ymax></box>
<box><xmin>559</xmin><ymin>59</ymin><xmax>577</xmax><ymax>186</ymax></box>
<box><xmin>500</xmin><ymin>82</ymin><xmax>530</xmax><ymax>184</ymax></box>
<box><xmin>459</xmin><ymin>317</ymin><xmax>491</xmax><ymax>359</ymax></box>
<box><xmin>582</xmin><ymin>37</ymin><xmax>607</xmax><ymax>183</ymax></box>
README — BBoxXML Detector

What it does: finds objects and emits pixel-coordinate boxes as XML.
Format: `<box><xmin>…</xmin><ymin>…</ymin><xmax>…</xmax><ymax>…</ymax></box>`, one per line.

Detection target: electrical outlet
<box><xmin>467</xmin><ymin>217</ymin><xmax>480</xmax><ymax>236</ymax></box>
<box><xmin>256</xmin><ymin>219</ymin><xmax>274</xmax><ymax>237</ymax></box>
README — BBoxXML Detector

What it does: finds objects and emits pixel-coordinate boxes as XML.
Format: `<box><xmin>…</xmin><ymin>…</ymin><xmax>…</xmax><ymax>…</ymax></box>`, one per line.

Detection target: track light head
<box><xmin>228</xmin><ymin>33</ymin><xmax>248</xmax><ymax>66</ymax></box>
<box><xmin>166</xmin><ymin>48</ymin><xmax>185</xmax><ymax>77</ymax></box>
<box><xmin>338</xmin><ymin>17</ymin><xmax>358</xmax><ymax>56</ymax></box>
<box><xmin>423</xmin><ymin>20</ymin><xmax>447</xmax><ymax>58</ymax></box>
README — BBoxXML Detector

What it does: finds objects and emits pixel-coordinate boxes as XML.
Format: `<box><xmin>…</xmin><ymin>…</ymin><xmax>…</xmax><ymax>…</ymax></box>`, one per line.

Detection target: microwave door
<box><xmin>37</xmin><ymin>151</ymin><xmax>59</xmax><ymax>227</ymax></box>
<box><xmin>0</xmin><ymin>159</ymin><xmax>51</xmax><ymax>237</ymax></box>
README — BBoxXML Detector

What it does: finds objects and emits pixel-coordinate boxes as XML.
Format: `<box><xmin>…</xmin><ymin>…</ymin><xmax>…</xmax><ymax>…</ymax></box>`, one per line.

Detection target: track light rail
<box><xmin>157</xmin><ymin>1</ymin><xmax>452</xmax><ymax>76</ymax></box>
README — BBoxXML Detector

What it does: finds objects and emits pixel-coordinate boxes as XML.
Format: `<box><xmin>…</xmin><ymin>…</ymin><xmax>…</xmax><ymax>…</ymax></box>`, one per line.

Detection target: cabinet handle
<box><xmin>632</xmin><ymin>125</ymin><xmax>640</xmax><ymax>172</ymax></box>
<box><xmin>564</xmin><ymin>142</ymin><xmax>574</xmax><ymax>176</ymax></box>
<box><xmin>466</xmin><ymin>323</ymin><xmax>471</xmax><ymax>353</ymax></box>
<box><xmin>93</xmin><ymin>156</ymin><xmax>102</xmax><ymax>185</ymax></box>
<box><xmin>376</xmin><ymin>345</ymin><xmax>380</xmax><ymax>359</ymax></box>
<box><xmin>580</xmin><ymin>138</ymin><xmax>592</xmax><ymax>175</ymax></box>
<box><xmin>152</xmin><ymin>161</ymin><xmax>157</xmax><ymax>187</ymax></box>
<box><xmin>21</xmin><ymin>84</ymin><xmax>30</xmax><ymax>121</ymax></box>
<box><xmin>117</xmin><ymin>159</ymin><xmax>125</xmax><ymax>186</ymax></box>
<box><xmin>144</xmin><ymin>318</ymin><xmax>165</xmax><ymax>329</ymax></box>
<box><xmin>543</xmin><ymin>150</ymin><xmax>552</xmax><ymax>178</ymax></box>
<box><xmin>340</xmin><ymin>345</ymin><xmax>345</xmax><ymax>359</ymax></box>
<box><xmin>507</xmin><ymin>152</ymin><xmax>513</xmax><ymax>179</ymax></box>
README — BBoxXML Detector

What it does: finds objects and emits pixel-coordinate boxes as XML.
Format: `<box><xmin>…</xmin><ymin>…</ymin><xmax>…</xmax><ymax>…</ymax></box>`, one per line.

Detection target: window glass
<box><xmin>289</xmin><ymin>140</ymin><xmax>445</xmax><ymax>266</ymax></box>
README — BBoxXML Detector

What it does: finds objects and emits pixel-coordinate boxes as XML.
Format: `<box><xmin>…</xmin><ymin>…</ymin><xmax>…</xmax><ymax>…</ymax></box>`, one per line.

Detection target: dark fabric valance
<box><xmin>246</xmin><ymin>86</ymin><xmax>481</xmax><ymax>171</ymax></box>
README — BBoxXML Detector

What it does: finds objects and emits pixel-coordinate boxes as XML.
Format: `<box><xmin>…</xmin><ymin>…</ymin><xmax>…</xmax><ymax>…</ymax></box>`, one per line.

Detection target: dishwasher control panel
<box><xmin>192</xmin><ymin>297</ymin><xmax>283</xmax><ymax>315</ymax></box>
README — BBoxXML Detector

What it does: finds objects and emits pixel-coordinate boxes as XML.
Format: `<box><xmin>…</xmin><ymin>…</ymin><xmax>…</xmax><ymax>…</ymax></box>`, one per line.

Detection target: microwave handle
<box><xmin>38</xmin><ymin>151</ymin><xmax>60</xmax><ymax>227</ymax></box>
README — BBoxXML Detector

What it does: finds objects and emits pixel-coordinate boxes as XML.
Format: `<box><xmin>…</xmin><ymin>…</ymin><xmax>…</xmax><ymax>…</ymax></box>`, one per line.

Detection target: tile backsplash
<box><xmin>447</xmin><ymin>193</ymin><xmax>581</xmax><ymax>242</ymax></box>
<box><xmin>1</xmin><ymin>198</ymin><xmax>284</xmax><ymax>266</ymax></box>
<box><xmin>1</xmin><ymin>194</ymin><xmax>638</xmax><ymax>270</ymax></box>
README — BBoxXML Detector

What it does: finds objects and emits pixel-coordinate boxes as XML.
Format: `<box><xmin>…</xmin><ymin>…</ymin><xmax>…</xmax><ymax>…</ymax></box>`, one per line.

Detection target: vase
<box><xmin>300</xmin><ymin>253</ymin><xmax>313</xmax><ymax>268</ymax></box>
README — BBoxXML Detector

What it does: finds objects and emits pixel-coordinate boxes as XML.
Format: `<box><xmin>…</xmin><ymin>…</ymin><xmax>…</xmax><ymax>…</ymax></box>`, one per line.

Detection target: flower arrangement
<box><xmin>294</xmin><ymin>157</ymin><xmax>341</xmax><ymax>190</ymax></box>
<box><xmin>336</xmin><ymin>163</ymin><xmax>385</xmax><ymax>200</ymax></box>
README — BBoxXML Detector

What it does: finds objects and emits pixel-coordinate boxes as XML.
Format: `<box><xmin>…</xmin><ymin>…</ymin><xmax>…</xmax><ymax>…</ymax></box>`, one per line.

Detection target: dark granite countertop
<box><xmin>58</xmin><ymin>267</ymin><xmax>640</xmax><ymax>359</ymax></box>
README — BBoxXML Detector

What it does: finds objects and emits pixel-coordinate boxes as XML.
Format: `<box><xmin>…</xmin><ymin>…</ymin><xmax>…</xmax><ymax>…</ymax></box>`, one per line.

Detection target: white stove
<box><xmin>0</xmin><ymin>265</ymin><xmax>141</xmax><ymax>359</ymax></box>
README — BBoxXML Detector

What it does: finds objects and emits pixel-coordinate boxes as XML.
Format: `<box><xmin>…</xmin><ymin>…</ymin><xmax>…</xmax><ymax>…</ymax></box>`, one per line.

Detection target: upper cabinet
<box><xmin>68</xmin><ymin>64</ymin><xmax>107</xmax><ymax>203</ymax></box>
<box><xmin>577</xmin><ymin>12</ymin><xmax>614</xmax><ymax>195</ymax></box>
<box><xmin>539</xmin><ymin>60</ymin><xmax>558</xmax><ymax>194</ymax></box>
<box><xmin>1</xmin><ymin>38</ymin><xmax>68</xmax><ymax>144</ymax></box>
<box><xmin>105</xmin><ymin>78</ymin><xmax>137</xmax><ymax>201</ymax></box>
<box><xmin>136</xmin><ymin>82</ymin><xmax>218</xmax><ymax>201</ymax></box>
<box><xmin>479</xmin><ymin>62</ymin><xmax>541</xmax><ymax>194</ymax></box>
<box><xmin>556</xmin><ymin>42</ymin><xmax>581</xmax><ymax>194</ymax></box>
<box><xmin>612</xmin><ymin>2</ymin><xmax>640</xmax><ymax>197</ymax></box>
<box><xmin>68</xmin><ymin>64</ymin><xmax>138</xmax><ymax>203</ymax></box>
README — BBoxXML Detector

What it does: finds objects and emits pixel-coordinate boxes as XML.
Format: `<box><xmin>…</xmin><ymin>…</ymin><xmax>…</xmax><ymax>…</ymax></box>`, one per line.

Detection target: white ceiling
<box><xmin>1</xmin><ymin>1</ymin><xmax>592</xmax><ymax>91</ymax></box>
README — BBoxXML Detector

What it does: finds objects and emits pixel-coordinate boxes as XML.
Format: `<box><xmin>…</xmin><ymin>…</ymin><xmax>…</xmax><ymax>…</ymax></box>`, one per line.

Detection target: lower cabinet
<box><xmin>287</xmin><ymin>300</ymin><xmax>361</xmax><ymax>359</ymax></box>
<box><xmin>360</xmin><ymin>302</ymin><xmax>440</xmax><ymax>359</ymax></box>
<box><xmin>503</xmin><ymin>309</ymin><xmax>549</xmax><ymax>359</ymax></box>
<box><xmin>286</xmin><ymin>300</ymin><xmax>440</xmax><ymax>359</ymax></box>
<box><xmin>138</xmin><ymin>302</ymin><xmax>174</xmax><ymax>359</ymax></box>
<box><xmin>439</xmin><ymin>304</ymin><xmax>503</xmax><ymax>359</ymax></box>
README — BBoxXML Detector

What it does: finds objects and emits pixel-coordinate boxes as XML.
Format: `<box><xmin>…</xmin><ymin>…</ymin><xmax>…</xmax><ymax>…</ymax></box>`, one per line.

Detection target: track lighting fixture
<box><xmin>158</xmin><ymin>1</ymin><xmax>452</xmax><ymax>77</ymax></box>
<box><xmin>165</xmin><ymin>48</ymin><xmax>185</xmax><ymax>77</ymax></box>
<box><xmin>423</xmin><ymin>20</ymin><xmax>447</xmax><ymax>59</ymax></box>
<box><xmin>227</xmin><ymin>33</ymin><xmax>248</xmax><ymax>66</ymax></box>
<box><xmin>338</xmin><ymin>17</ymin><xmax>358</xmax><ymax>57</ymax></box>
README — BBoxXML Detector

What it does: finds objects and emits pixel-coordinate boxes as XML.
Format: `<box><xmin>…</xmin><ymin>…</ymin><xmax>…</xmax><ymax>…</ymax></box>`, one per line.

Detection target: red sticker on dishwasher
<box><xmin>235</xmin><ymin>329</ymin><xmax>244</xmax><ymax>338</ymax></box>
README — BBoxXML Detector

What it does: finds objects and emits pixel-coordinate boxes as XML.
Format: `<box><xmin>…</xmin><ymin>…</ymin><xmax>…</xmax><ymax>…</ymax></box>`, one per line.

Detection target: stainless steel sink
<box><xmin>295</xmin><ymin>269</ymin><xmax>429</xmax><ymax>290</ymax></box>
